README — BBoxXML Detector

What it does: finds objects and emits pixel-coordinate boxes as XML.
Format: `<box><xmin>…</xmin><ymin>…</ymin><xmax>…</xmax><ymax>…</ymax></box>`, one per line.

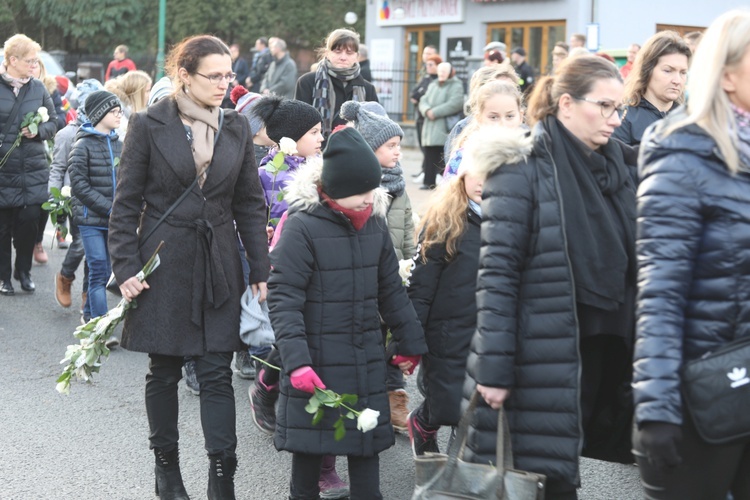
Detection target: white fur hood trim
<box><xmin>463</xmin><ymin>126</ymin><xmax>534</xmax><ymax>180</ymax></box>
<box><xmin>283</xmin><ymin>156</ymin><xmax>390</xmax><ymax>218</ymax></box>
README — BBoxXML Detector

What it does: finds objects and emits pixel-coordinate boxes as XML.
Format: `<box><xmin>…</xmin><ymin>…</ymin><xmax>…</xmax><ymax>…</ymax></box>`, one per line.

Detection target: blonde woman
<box><xmin>613</xmin><ymin>31</ymin><xmax>691</xmax><ymax>146</ymax></box>
<box><xmin>633</xmin><ymin>10</ymin><xmax>750</xmax><ymax>499</ymax></box>
<box><xmin>0</xmin><ymin>34</ymin><xmax>57</xmax><ymax>295</ymax></box>
<box><xmin>105</xmin><ymin>70</ymin><xmax>152</xmax><ymax>139</ymax></box>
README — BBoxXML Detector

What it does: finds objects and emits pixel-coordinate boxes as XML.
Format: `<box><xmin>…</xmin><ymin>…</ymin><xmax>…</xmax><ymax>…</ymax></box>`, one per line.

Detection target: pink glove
<box><xmin>390</xmin><ymin>355</ymin><xmax>421</xmax><ymax>375</ymax></box>
<box><xmin>290</xmin><ymin>366</ymin><xmax>326</xmax><ymax>394</ymax></box>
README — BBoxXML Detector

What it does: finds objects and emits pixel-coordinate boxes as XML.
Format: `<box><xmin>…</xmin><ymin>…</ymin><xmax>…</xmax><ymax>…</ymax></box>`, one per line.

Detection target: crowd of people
<box><xmin>2</xmin><ymin>8</ymin><xmax>750</xmax><ymax>500</ymax></box>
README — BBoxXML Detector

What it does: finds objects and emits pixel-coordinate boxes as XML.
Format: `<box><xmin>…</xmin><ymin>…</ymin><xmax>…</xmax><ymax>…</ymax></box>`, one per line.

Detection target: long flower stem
<box><xmin>251</xmin><ymin>354</ymin><xmax>280</xmax><ymax>371</ymax></box>
<box><xmin>340</xmin><ymin>402</ymin><xmax>361</xmax><ymax>416</ymax></box>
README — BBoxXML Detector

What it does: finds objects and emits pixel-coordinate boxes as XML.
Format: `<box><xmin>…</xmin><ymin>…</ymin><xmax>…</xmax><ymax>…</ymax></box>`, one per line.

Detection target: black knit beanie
<box><xmin>85</xmin><ymin>90</ymin><xmax>121</xmax><ymax>127</ymax></box>
<box><xmin>321</xmin><ymin>128</ymin><xmax>382</xmax><ymax>199</ymax></box>
<box><xmin>252</xmin><ymin>95</ymin><xmax>322</xmax><ymax>144</ymax></box>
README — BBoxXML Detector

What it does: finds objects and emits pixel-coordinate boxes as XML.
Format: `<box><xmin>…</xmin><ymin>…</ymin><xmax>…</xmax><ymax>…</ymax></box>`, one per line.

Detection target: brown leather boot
<box><xmin>55</xmin><ymin>272</ymin><xmax>74</xmax><ymax>308</ymax></box>
<box><xmin>388</xmin><ymin>389</ymin><xmax>409</xmax><ymax>432</ymax></box>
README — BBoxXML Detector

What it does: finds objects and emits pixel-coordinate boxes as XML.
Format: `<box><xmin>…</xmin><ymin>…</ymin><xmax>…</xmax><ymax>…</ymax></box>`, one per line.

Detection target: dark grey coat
<box><xmin>268</xmin><ymin>161</ymin><xmax>427</xmax><ymax>456</ymax></box>
<box><xmin>0</xmin><ymin>78</ymin><xmax>57</xmax><ymax>208</ymax></box>
<box><xmin>108</xmin><ymin>97</ymin><xmax>270</xmax><ymax>356</ymax></box>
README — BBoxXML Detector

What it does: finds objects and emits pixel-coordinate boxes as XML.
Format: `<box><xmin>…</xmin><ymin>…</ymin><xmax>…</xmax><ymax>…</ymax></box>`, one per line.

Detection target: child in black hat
<box><xmin>266</xmin><ymin>127</ymin><xmax>427</xmax><ymax>499</ymax></box>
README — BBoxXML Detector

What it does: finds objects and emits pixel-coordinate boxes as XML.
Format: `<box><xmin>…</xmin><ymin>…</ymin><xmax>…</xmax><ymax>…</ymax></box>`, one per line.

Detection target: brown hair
<box><xmin>417</xmin><ymin>176</ymin><xmax>472</xmax><ymax>262</ymax></box>
<box><xmin>526</xmin><ymin>55</ymin><xmax>622</xmax><ymax>127</ymax></box>
<box><xmin>317</xmin><ymin>28</ymin><xmax>360</xmax><ymax>60</ymax></box>
<box><xmin>165</xmin><ymin>35</ymin><xmax>231</xmax><ymax>94</ymax></box>
<box><xmin>426</xmin><ymin>54</ymin><xmax>443</xmax><ymax>65</ymax></box>
<box><xmin>623</xmin><ymin>31</ymin><xmax>691</xmax><ymax>107</ymax></box>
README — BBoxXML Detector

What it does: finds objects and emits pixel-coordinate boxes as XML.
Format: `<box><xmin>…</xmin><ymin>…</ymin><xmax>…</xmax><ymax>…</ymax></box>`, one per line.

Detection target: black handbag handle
<box><xmin>441</xmin><ymin>391</ymin><xmax>514</xmax><ymax>483</ymax></box>
<box><xmin>137</xmin><ymin>108</ymin><xmax>224</xmax><ymax>248</ymax></box>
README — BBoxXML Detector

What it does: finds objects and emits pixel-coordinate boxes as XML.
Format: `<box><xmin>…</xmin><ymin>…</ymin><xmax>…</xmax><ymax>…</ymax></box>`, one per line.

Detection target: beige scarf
<box><xmin>175</xmin><ymin>91</ymin><xmax>220</xmax><ymax>187</ymax></box>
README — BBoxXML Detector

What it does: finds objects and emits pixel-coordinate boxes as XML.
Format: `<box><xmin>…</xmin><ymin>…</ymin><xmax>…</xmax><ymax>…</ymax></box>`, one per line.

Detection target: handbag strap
<box><xmin>138</xmin><ymin>108</ymin><xmax>224</xmax><ymax>247</ymax></box>
<box><xmin>0</xmin><ymin>84</ymin><xmax>31</xmax><ymax>149</ymax></box>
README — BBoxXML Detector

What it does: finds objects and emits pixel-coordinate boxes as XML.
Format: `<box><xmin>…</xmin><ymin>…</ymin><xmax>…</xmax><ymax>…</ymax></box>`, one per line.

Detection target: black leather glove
<box><xmin>639</xmin><ymin>421</ymin><xmax>683</xmax><ymax>467</ymax></box>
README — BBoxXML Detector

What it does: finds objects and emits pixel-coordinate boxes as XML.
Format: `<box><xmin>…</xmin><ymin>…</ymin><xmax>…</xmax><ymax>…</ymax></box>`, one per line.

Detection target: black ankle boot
<box><xmin>154</xmin><ymin>447</ymin><xmax>190</xmax><ymax>499</ymax></box>
<box><xmin>207</xmin><ymin>453</ymin><xmax>237</xmax><ymax>500</ymax></box>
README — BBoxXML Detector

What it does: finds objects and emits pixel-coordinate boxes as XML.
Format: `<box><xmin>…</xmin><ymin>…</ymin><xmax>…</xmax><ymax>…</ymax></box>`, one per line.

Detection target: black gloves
<box><xmin>639</xmin><ymin>421</ymin><xmax>683</xmax><ymax>467</ymax></box>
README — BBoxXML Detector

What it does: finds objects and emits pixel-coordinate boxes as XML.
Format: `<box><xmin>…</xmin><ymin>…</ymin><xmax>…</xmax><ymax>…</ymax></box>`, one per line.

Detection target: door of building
<box><xmin>403</xmin><ymin>26</ymin><xmax>440</xmax><ymax>123</ymax></box>
<box><xmin>487</xmin><ymin>20</ymin><xmax>565</xmax><ymax>77</ymax></box>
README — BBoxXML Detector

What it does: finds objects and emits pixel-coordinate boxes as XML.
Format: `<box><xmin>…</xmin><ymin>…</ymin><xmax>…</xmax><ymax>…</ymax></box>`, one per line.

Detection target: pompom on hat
<box><xmin>340</xmin><ymin>100</ymin><xmax>403</xmax><ymax>152</ymax></box>
<box><xmin>252</xmin><ymin>95</ymin><xmax>322</xmax><ymax>144</ymax></box>
<box><xmin>231</xmin><ymin>86</ymin><xmax>264</xmax><ymax>137</ymax></box>
<box><xmin>321</xmin><ymin>127</ymin><xmax>382</xmax><ymax>199</ymax></box>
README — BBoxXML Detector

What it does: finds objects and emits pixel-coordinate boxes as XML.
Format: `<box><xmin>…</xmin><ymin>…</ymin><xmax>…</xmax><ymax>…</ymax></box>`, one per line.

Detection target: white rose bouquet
<box><xmin>0</xmin><ymin>106</ymin><xmax>50</xmax><ymax>169</ymax></box>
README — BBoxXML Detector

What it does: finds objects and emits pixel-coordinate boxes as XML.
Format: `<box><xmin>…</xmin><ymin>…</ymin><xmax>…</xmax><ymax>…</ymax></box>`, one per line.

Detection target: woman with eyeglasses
<box><xmin>613</xmin><ymin>31</ymin><xmax>691</xmax><ymax>146</ymax></box>
<box><xmin>633</xmin><ymin>10</ymin><xmax>750</xmax><ymax>498</ymax></box>
<box><xmin>108</xmin><ymin>35</ymin><xmax>269</xmax><ymax>499</ymax></box>
<box><xmin>462</xmin><ymin>55</ymin><xmax>637</xmax><ymax>499</ymax></box>
<box><xmin>0</xmin><ymin>34</ymin><xmax>58</xmax><ymax>296</ymax></box>
<box><xmin>294</xmin><ymin>28</ymin><xmax>378</xmax><ymax>140</ymax></box>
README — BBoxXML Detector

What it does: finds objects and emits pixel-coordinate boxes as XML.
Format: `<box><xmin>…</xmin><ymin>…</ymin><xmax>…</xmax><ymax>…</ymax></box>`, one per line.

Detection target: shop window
<box><xmin>487</xmin><ymin>20</ymin><xmax>565</xmax><ymax>77</ymax></box>
<box><xmin>655</xmin><ymin>24</ymin><xmax>705</xmax><ymax>37</ymax></box>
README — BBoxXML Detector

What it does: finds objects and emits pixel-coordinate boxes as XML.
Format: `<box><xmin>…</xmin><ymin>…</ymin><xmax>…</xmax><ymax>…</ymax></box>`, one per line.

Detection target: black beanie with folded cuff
<box><xmin>321</xmin><ymin>127</ymin><xmax>382</xmax><ymax>199</ymax></box>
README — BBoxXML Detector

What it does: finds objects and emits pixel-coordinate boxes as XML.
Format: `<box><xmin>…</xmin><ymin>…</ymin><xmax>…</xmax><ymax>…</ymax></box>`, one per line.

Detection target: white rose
<box><xmin>356</xmin><ymin>408</ymin><xmax>380</xmax><ymax>433</ymax></box>
<box><xmin>398</xmin><ymin>259</ymin><xmax>414</xmax><ymax>284</ymax></box>
<box><xmin>37</xmin><ymin>106</ymin><xmax>49</xmax><ymax>123</ymax></box>
<box><xmin>279</xmin><ymin>137</ymin><xmax>298</xmax><ymax>156</ymax></box>
<box><xmin>60</xmin><ymin>186</ymin><xmax>72</xmax><ymax>198</ymax></box>
<box><xmin>55</xmin><ymin>381</ymin><xmax>70</xmax><ymax>395</ymax></box>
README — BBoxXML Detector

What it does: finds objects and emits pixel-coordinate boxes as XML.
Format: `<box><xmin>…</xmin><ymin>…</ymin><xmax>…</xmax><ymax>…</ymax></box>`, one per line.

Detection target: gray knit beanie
<box><xmin>340</xmin><ymin>100</ymin><xmax>403</xmax><ymax>152</ymax></box>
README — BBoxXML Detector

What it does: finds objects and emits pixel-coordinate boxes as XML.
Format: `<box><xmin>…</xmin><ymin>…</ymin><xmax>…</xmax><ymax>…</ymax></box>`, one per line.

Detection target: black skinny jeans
<box><xmin>146</xmin><ymin>352</ymin><xmax>236</xmax><ymax>455</ymax></box>
<box><xmin>0</xmin><ymin>205</ymin><xmax>40</xmax><ymax>279</ymax></box>
<box><xmin>290</xmin><ymin>453</ymin><xmax>381</xmax><ymax>500</ymax></box>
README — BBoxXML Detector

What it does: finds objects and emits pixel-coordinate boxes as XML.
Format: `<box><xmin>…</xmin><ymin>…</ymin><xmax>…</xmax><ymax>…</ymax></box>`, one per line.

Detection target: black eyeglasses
<box><xmin>573</xmin><ymin>96</ymin><xmax>625</xmax><ymax>119</ymax></box>
<box><xmin>109</xmin><ymin>108</ymin><xmax>123</xmax><ymax>117</ymax></box>
<box><xmin>194</xmin><ymin>72</ymin><xmax>237</xmax><ymax>85</ymax></box>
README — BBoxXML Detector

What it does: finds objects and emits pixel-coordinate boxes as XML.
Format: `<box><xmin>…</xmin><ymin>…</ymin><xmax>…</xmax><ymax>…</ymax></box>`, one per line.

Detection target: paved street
<box><xmin>0</xmin><ymin>148</ymin><xmax>643</xmax><ymax>498</ymax></box>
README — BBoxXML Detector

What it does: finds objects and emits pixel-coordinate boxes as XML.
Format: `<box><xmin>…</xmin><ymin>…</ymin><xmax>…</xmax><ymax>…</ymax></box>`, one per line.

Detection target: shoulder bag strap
<box><xmin>0</xmin><ymin>84</ymin><xmax>31</xmax><ymax>149</ymax></box>
<box><xmin>138</xmin><ymin>108</ymin><xmax>224</xmax><ymax>247</ymax></box>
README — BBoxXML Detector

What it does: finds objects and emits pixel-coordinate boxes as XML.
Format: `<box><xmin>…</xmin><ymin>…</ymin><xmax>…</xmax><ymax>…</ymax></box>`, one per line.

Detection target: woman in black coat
<box><xmin>108</xmin><ymin>36</ymin><xmax>269</xmax><ymax>499</ymax></box>
<box><xmin>613</xmin><ymin>31</ymin><xmax>690</xmax><ymax>146</ymax></box>
<box><xmin>406</xmin><ymin>168</ymin><xmax>482</xmax><ymax>455</ymax></box>
<box><xmin>465</xmin><ymin>56</ymin><xmax>637</xmax><ymax>499</ymax></box>
<box><xmin>294</xmin><ymin>28</ymin><xmax>378</xmax><ymax>140</ymax></box>
<box><xmin>633</xmin><ymin>10</ymin><xmax>750</xmax><ymax>498</ymax></box>
<box><xmin>0</xmin><ymin>34</ymin><xmax>57</xmax><ymax>295</ymax></box>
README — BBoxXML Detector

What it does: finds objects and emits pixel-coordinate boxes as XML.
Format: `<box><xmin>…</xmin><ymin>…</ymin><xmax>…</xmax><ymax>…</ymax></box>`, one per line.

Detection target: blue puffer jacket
<box><xmin>634</xmin><ymin>114</ymin><xmax>750</xmax><ymax>427</ymax></box>
<box><xmin>68</xmin><ymin>124</ymin><xmax>122</xmax><ymax>228</ymax></box>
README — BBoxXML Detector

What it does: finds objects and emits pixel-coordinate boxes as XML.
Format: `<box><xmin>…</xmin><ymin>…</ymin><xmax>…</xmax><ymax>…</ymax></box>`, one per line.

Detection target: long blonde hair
<box><xmin>417</xmin><ymin>176</ymin><xmax>470</xmax><ymax>262</ymax></box>
<box><xmin>662</xmin><ymin>9</ymin><xmax>750</xmax><ymax>173</ymax></box>
<box><xmin>115</xmin><ymin>70</ymin><xmax>152</xmax><ymax>113</ymax></box>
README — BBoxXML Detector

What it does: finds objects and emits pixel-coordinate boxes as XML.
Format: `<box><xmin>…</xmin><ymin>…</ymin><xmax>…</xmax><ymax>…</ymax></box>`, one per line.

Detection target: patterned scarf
<box><xmin>731</xmin><ymin>103</ymin><xmax>750</xmax><ymax>172</ymax></box>
<box><xmin>175</xmin><ymin>91</ymin><xmax>220</xmax><ymax>188</ymax></box>
<box><xmin>1</xmin><ymin>72</ymin><xmax>31</xmax><ymax>96</ymax></box>
<box><xmin>312</xmin><ymin>58</ymin><xmax>366</xmax><ymax>137</ymax></box>
<box><xmin>381</xmin><ymin>161</ymin><xmax>405</xmax><ymax>198</ymax></box>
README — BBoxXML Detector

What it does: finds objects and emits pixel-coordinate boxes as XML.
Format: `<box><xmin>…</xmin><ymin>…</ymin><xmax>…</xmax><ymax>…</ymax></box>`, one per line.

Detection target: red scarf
<box><xmin>320</xmin><ymin>189</ymin><xmax>373</xmax><ymax>231</ymax></box>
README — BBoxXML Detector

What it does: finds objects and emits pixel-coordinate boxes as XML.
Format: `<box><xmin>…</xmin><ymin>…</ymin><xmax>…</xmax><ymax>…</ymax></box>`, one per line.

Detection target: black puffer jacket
<box><xmin>408</xmin><ymin>207</ymin><xmax>480</xmax><ymax>426</ymax></box>
<box><xmin>634</xmin><ymin>115</ymin><xmax>750</xmax><ymax>426</ymax></box>
<box><xmin>613</xmin><ymin>98</ymin><xmax>669</xmax><ymax>146</ymax></box>
<box><xmin>268</xmin><ymin>160</ymin><xmax>426</xmax><ymax>457</ymax></box>
<box><xmin>0</xmin><ymin>78</ymin><xmax>57</xmax><ymax>208</ymax></box>
<box><xmin>68</xmin><ymin>124</ymin><xmax>122</xmax><ymax>228</ymax></box>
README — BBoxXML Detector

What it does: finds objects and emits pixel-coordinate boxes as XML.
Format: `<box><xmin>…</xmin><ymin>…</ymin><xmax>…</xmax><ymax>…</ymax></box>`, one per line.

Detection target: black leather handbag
<box><xmin>412</xmin><ymin>391</ymin><xmax>545</xmax><ymax>500</ymax></box>
<box><xmin>681</xmin><ymin>335</ymin><xmax>750</xmax><ymax>444</ymax></box>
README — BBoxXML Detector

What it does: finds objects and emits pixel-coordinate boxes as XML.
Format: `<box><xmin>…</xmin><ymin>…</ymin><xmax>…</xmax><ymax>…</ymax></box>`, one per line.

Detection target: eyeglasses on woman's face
<box><xmin>573</xmin><ymin>96</ymin><xmax>625</xmax><ymax>119</ymax></box>
<box><xmin>194</xmin><ymin>71</ymin><xmax>237</xmax><ymax>85</ymax></box>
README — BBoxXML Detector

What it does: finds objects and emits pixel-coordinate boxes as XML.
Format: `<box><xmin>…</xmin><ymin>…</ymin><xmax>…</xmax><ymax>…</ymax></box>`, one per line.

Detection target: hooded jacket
<box><xmin>68</xmin><ymin>124</ymin><xmax>122</xmax><ymax>228</ymax></box>
<box><xmin>634</xmin><ymin>115</ymin><xmax>750</xmax><ymax>426</ymax></box>
<box><xmin>268</xmin><ymin>159</ymin><xmax>427</xmax><ymax>456</ymax></box>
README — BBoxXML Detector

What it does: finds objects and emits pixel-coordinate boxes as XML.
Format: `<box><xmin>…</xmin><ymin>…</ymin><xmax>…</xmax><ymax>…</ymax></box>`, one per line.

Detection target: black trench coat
<box><xmin>108</xmin><ymin>97</ymin><xmax>269</xmax><ymax>356</ymax></box>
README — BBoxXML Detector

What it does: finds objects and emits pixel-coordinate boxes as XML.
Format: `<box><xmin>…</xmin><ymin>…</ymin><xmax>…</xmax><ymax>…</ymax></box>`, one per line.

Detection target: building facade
<box><xmin>364</xmin><ymin>0</ymin><xmax>745</xmax><ymax>125</ymax></box>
